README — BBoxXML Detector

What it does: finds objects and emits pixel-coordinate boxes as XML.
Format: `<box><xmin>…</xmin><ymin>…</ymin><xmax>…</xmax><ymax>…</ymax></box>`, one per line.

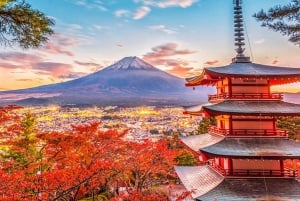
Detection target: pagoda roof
<box><xmin>183</xmin><ymin>103</ymin><xmax>211</xmax><ymax>115</ymax></box>
<box><xmin>175</xmin><ymin>166</ymin><xmax>300</xmax><ymax>201</ymax></box>
<box><xmin>202</xmin><ymin>138</ymin><xmax>300</xmax><ymax>159</ymax></box>
<box><xmin>185</xmin><ymin>100</ymin><xmax>300</xmax><ymax>116</ymax></box>
<box><xmin>186</xmin><ymin>62</ymin><xmax>300</xmax><ymax>86</ymax></box>
<box><xmin>180</xmin><ymin>134</ymin><xmax>224</xmax><ymax>152</ymax></box>
<box><xmin>174</xmin><ymin>166</ymin><xmax>224</xmax><ymax>199</ymax></box>
<box><xmin>197</xmin><ymin>178</ymin><xmax>300</xmax><ymax>201</ymax></box>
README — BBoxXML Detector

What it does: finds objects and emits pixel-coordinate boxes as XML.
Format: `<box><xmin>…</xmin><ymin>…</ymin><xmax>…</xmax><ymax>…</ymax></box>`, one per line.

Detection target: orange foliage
<box><xmin>109</xmin><ymin>190</ymin><xmax>169</xmax><ymax>201</ymax></box>
<box><xmin>0</xmin><ymin>107</ymin><xmax>183</xmax><ymax>200</ymax></box>
<box><xmin>284</xmin><ymin>159</ymin><xmax>300</xmax><ymax>176</ymax></box>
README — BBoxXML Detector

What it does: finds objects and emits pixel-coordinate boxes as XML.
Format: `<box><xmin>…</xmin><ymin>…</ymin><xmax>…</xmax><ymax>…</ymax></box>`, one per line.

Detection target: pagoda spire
<box><xmin>232</xmin><ymin>0</ymin><xmax>250</xmax><ymax>63</ymax></box>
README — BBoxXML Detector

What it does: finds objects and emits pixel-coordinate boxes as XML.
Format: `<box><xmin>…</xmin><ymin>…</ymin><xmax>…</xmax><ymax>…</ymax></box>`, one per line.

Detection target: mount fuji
<box><xmin>0</xmin><ymin>57</ymin><xmax>212</xmax><ymax>106</ymax></box>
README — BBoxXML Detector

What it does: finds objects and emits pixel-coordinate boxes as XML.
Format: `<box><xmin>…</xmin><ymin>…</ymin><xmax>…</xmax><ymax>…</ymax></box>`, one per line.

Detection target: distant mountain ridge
<box><xmin>0</xmin><ymin>57</ymin><xmax>212</xmax><ymax>106</ymax></box>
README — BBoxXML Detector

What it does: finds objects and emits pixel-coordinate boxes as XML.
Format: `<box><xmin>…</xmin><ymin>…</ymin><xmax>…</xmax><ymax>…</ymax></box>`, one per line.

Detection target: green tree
<box><xmin>0</xmin><ymin>0</ymin><xmax>54</xmax><ymax>48</ymax></box>
<box><xmin>194</xmin><ymin>117</ymin><xmax>216</xmax><ymax>135</ymax></box>
<box><xmin>1</xmin><ymin>112</ymin><xmax>40</xmax><ymax>170</ymax></box>
<box><xmin>253</xmin><ymin>0</ymin><xmax>300</xmax><ymax>46</ymax></box>
<box><xmin>174</xmin><ymin>150</ymin><xmax>197</xmax><ymax>166</ymax></box>
<box><xmin>166</xmin><ymin>132</ymin><xmax>183</xmax><ymax>149</ymax></box>
<box><xmin>277</xmin><ymin>117</ymin><xmax>300</xmax><ymax>140</ymax></box>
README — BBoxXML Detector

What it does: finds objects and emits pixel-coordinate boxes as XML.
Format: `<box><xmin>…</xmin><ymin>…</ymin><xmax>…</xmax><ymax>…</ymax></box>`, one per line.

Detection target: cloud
<box><xmin>167</xmin><ymin>65</ymin><xmax>193</xmax><ymax>77</ymax></box>
<box><xmin>134</xmin><ymin>6</ymin><xmax>151</xmax><ymax>20</ymax></box>
<box><xmin>92</xmin><ymin>24</ymin><xmax>104</xmax><ymax>30</ymax></box>
<box><xmin>16</xmin><ymin>79</ymin><xmax>35</xmax><ymax>82</ymax></box>
<box><xmin>0</xmin><ymin>52</ymin><xmax>42</xmax><ymax>71</ymax></box>
<box><xmin>58</xmin><ymin>72</ymin><xmax>87</xmax><ymax>79</ymax></box>
<box><xmin>41</xmin><ymin>42</ymin><xmax>74</xmax><ymax>56</ymax></box>
<box><xmin>74</xmin><ymin>0</ymin><xmax>86</xmax><ymax>6</ymax></box>
<box><xmin>57</xmin><ymin>36</ymin><xmax>80</xmax><ymax>46</ymax></box>
<box><xmin>32</xmin><ymin>62</ymin><xmax>74</xmax><ymax>78</ymax></box>
<box><xmin>0</xmin><ymin>63</ymin><xmax>19</xmax><ymax>69</ymax></box>
<box><xmin>39</xmin><ymin>33</ymin><xmax>79</xmax><ymax>56</ymax></box>
<box><xmin>115</xmin><ymin>9</ymin><xmax>130</xmax><ymax>18</ymax></box>
<box><xmin>0</xmin><ymin>87</ymin><xmax>9</xmax><ymax>91</ymax></box>
<box><xmin>146</xmin><ymin>58</ymin><xmax>194</xmax><ymax>77</ymax></box>
<box><xmin>143</xmin><ymin>43</ymin><xmax>197</xmax><ymax>61</ymax></box>
<box><xmin>204</xmin><ymin>60</ymin><xmax>219</xmax><ymax>65</ymax></box>
<box><xmin>74</xmin><ymin>60</ymin><xmax>104</xmax><ymax>71</ymax></box>
<box><xmin>73</xmin><ymin>0</ymin><xmax>107</xmax><ymax>11</ymax></box>
<box><xmin>143</xmin><ymin>43</ymin><xmax>197</xmax><ymax>77</ymax></box>
<box><xmin>68</xmin><ymin>24</ymin><xmax>83</xmax><ymax>30</ymax></box>
<box><xmin>116</xmin><ymin>44</ymin><xmax>124</xmax><ymax>48</ymax></box>
<box><xmin>254</xmin><ymin>39</ymin><xmax>265</xmax><ymax>44</ymax></box>
<box><xmin>148</xmin><ymin>25</ymin><xmax>176</xmax><ymax>34</ymax></box>
<box><xmin>10</xmin><ymin>71</ymin><xmax>27</xmax><ymax>74</ymax></box>
<box><xmin>0</xmin><ymin>52</ymin><xmax>42</xmax><ymax>64</ymax></box>
<box><xmin>135</xmin><ymin>0</ymin><xmax>198</xmax><ymax>8</ymax></box>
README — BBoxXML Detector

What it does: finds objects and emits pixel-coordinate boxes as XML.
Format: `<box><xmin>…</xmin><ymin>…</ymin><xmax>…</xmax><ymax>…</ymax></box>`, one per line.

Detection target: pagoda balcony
<box><xmin>218</xmin><ymin>168</ymin><xmax>298</xmax><ymax>178</ymax></box>
<box><xmin>208</xmin><ymin>125</ymin><xmax>288</xmax><ymax>138</ymax></box>
<box><xmin>208</xmin><ymin>93</ymin><xmax>283</xmax><ymax>102</ymax></box>
<box><xmin>225</xmin><ymin>169</ymin><xmax>298</xmax><ymax>178</ymax></box>
<box><xmin>209</xmin><ymin>162</ymin><xmax>298</xmax><ymax>178</ymax></box>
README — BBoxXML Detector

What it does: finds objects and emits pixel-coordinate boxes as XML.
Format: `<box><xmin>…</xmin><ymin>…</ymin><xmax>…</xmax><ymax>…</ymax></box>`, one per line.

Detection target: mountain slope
<box><xmin>0</xmin><ymin>57</ymin><xmax>211</xmax><ymax>105</ymax></box>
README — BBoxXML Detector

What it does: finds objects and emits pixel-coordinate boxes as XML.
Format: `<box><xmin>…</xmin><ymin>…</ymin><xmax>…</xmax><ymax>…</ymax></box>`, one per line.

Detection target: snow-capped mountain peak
<box><xmin>104</xmin><ymin>56</ymin><xmax>157</xmax><ymax>71</ymax></box>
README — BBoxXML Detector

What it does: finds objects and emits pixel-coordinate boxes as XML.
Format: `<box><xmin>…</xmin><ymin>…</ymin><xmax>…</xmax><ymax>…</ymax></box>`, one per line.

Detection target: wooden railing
<box><xmin>208</xmin><ymin>93</ymin><xmax>283</xmax><ymax>101</ymax></box>
<box><xmin>208</xmin><ymin>126</ymin><xmax>288</xmax><ymax>138</ymax></box>
<box><xmin>223</xmin><ymin>169</ymin><xmax>298</xmax><ymax>178</ymax></box>
<box><xmin>209</xmin><ymin>162</ymin><xmax>298</xmax><ymax>178</ymax></box>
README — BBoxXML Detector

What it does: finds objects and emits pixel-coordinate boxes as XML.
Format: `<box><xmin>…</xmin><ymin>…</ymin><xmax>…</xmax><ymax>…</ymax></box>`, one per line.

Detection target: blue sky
<box><xmin>1</xmin><ymin>0</ymin><xmax>299</xmax><ymax>91</ymax></box>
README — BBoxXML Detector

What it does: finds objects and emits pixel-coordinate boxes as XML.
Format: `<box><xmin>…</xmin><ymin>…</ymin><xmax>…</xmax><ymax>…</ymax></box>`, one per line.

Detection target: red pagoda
<box><xmin>175</xmin><ymin>1</ymin><xmax>300</xmax><ymax>200</ymax></box>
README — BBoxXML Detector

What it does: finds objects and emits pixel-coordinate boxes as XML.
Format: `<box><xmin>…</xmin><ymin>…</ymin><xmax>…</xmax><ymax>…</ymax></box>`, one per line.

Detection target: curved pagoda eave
<box><xmin>180</xmin><ymin>134</ymin><xmax>225</xmax><ymax>153</ymax></box>
<box><xmin>200</xmin><ymin>138</ymin><xmax>300</xmax><ymax>159</ymax></box>
<box><xmin>186</xmin><ymin>100</ymin><xmax>300</xmax><ymax>117</ymax></box>
<box><xmin>174</xmin><ymin>166</ymin><xmax>224</xmax><ymax>199</ymax></box>
<box><xmin>196</xmin><ymin>178</ymin><xmax>300</xmax><ymax>201</ymax></box>
<box><xmin>186</xmin><ymin>62</ymin><xmax>300</xmax><ymax>86</ymax></box>
<box><xmin>184</xmin><ymin>100</ymin><xmax>300</xmax><ymax>116</ymax></box>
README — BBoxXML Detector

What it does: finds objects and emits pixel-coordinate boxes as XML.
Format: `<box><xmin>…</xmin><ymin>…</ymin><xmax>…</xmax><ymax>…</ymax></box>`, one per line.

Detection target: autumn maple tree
<box><xmin>0</xmin><ymin>106</ymin><xmax>195</xmax><ymax>201</ymax></box>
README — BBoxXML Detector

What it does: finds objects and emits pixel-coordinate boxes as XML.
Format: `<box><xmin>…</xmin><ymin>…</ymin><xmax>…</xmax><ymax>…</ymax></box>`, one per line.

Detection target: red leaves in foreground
<box><xmin>109</xmin><ymin>190</ymin><xmax>169</xmax><ymax>201</ymax></box>
<box><xmin>0</xmin><ymin>107</ymin><xmax>188</xmax><ymax>200</ymax></box>
<box><xmin>109</xmin><ymin>189</ymin><xmax>193</xmax><ymax>201</ymax></box>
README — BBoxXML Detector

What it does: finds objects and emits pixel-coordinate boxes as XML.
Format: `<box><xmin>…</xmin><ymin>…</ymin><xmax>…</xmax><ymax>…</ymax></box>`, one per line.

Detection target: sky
<box><xmin>1</xmin><ymin>0</ymin><xmax>300</xmax><ymax>92</ymax></box>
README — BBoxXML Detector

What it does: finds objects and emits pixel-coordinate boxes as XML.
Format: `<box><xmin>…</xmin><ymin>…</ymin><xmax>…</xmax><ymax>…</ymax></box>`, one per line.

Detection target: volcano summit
<box><xmin>0</xmin><ymin>57</ymin><xmax>210</xmax><ymax>106</ymax></box>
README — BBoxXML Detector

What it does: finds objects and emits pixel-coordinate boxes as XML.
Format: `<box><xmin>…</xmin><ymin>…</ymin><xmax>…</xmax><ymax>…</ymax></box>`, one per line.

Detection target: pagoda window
<box><xmin>217</xmin><ymin>79</ymin><xmax>229</xmax><ymax>95</ymax></box>
<box><xmin>216</xmin><ymin>115</ymin><xmax>230</xmax><ymax>130</ymax></box>
<box><xmin>223</xmin><ymin>158</ymin><xmax>230</xmax><ymax>170</ymax></box>
<box><xmin>214</xmin><ymin>157</ymin><xmax>220</xmax><ymax>166</ymax></box>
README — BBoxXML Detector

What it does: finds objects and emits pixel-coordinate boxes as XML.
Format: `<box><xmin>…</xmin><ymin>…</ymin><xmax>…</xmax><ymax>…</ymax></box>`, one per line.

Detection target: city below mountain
<box><xmin>0</xmin><ymin>57</ymin><xmax>212</xmax><ymax>106</ymax></box>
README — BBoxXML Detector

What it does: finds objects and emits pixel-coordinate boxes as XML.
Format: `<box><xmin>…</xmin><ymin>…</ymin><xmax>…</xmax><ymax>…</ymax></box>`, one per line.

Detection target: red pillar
<box><xmin>280</xmin><ymin>160</ymin><xmax>284</xmax><ymax>176</ymax></box>
<box><xmin>228</xmin><ymin>78</ymin><xmax>232</xmax><ymax>97</ymax></box>
<box><xmin>229</xmin><ymin>115</ymin><xmax>233</xmax><ymax>135</ymax></box>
